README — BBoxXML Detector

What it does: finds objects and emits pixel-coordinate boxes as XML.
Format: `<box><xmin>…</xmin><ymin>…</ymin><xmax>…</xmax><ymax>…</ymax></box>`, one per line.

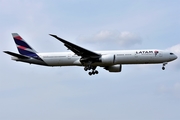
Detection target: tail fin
<box><xmin>12</xmin><ymin>33</ymin><xmax>38</xmax><ymax>57</ymax></box>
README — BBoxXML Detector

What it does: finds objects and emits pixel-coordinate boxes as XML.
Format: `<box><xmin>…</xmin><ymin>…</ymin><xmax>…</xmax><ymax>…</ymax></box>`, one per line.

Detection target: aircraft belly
<box><xmin>115</xmin><ymin>56</ymin><xmax>137</xmax><ymax>64</ymax></box>
<box><xmin>114</xmin><ymin>55</ymin><xmax>166</xmax><ymax>64</ymax></box>
<box><xmin>43</xmin><ymin>57</ymin><xmax>79</xmax><ymax>66</ymax></box>
<box><xmin>43</xmin><ymin>59</ymin><xmax>59</xmax><ymax>66</ymax></box>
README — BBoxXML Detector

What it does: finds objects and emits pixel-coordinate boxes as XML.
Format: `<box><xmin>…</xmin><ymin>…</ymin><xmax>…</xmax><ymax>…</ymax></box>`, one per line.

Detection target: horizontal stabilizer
<box><xmin>4</xmin><ymin>51</ymin><xmax>29</xmax><ymax>59</ymax></box>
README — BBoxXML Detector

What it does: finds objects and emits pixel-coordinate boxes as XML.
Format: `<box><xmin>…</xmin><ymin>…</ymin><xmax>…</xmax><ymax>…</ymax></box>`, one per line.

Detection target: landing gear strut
<box><xmin>162</xmin><ymin>62</ymin><xmax>168</xmax><ymax>70</ymax></box>
<box><xmin>84</xmin><ymin>65</ymin><xmax>93</xmax><ymax>71</ymax></box>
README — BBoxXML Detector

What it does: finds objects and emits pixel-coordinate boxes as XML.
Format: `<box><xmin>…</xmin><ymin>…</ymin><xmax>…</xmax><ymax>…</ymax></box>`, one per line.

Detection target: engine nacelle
<box><xmin>105</xmin><ymin>64</ymin><xmax>122</xmax><ymax>72</ymax></box>
<box><xmin>100</xmin><ymin>54</ymin><xmax>115</xmax><ymax>64</ymax></box>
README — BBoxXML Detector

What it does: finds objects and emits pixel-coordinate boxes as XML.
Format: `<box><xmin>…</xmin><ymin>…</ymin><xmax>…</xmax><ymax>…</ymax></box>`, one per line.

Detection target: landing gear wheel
<box><xmin>95</xmin><ymin>70</ymin><xmax>98</xmax><ymax>74</ymax></box>
<box><xmin>84</xmin><ymin>67</ymin><xmax>88</xmax><ymax>71</ymax></box>
<box><xmin>88</xmin><ymin>72</ymin><xmax>92</xmax><ymax>76</ymax></box>
<box><xmin>84</xmin><ymin>65</ymin><xmax>98</xmax><ymax>75</ymax></box>
<box><xmin>92</xmin><ymin>71</ymin><xmax>95</xmax><ymax>75</ymax></box>
<box><xmin>162</xmin><ymin>67</ymin><xmax>165</xmax><ymax>70</ymax></box>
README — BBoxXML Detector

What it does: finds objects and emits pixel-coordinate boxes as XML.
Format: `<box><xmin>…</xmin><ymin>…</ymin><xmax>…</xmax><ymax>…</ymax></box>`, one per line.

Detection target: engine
<box><xmin>104</xmin><ymin>64</ymin><xmax>122</xmax><ymax>72</ymax></box>
<box><xmin>100</xmin><ymin>54</ymin><xmax>115</xmax><ymax>64</ymax></box>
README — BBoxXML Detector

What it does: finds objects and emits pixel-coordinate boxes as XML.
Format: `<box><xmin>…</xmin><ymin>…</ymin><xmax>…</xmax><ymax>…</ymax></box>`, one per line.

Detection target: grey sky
<box><xmin>1</xmin><ymin>0</ymin><xmax>180</xmax><ymax>120</ymax></box>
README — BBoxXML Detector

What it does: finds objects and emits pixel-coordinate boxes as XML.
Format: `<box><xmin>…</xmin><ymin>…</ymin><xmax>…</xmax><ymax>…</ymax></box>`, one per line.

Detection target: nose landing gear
<box><xmin>162</xmin><ymin>62</ymin><xmax>168</xmax><ymax>70</ymax></box>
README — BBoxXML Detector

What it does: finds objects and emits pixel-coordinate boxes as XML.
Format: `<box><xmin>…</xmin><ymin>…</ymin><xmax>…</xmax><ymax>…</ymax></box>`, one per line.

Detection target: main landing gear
<box><xmin>88</xmin><ymin>70</ymin><xmax>98</xmax><ymax>76</ymax></box>
<box><xmin>84</xmin><ymin>66</ymin><xmax>99</xmax><ymax>76</ymax></box>
<box><xmin>162</xmin><ymin>62</ymin><xmax>168</xmax><ymax>70</ymax></box>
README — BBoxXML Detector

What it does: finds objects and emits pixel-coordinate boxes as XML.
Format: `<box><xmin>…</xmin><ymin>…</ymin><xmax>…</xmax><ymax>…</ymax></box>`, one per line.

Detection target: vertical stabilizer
<box><xmin>12</xmin><ymin>33</ymin><xmax>38</xmax><ymax>57</ymax></box>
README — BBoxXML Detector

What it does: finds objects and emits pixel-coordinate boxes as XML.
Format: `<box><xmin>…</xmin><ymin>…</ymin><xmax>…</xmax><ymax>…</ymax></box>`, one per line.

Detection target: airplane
<box><xmin>4</xmin><ymin>33</ymin><xmax>178</xmax><ymax>76</ymax></box>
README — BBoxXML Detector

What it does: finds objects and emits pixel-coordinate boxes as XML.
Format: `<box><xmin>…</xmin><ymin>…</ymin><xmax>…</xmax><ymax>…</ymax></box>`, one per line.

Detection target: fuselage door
<box><xmin>159</xmin><ymin>52</ymin><xmax>163</xmax><ymax>57</ymax></box>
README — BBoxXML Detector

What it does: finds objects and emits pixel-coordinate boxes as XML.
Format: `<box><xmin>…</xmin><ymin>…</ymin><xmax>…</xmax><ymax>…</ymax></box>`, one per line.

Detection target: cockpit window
<box><xmin>170</xmin><ymin>53</ymin><xmax>174</xmax><ymax>55</ymax></box>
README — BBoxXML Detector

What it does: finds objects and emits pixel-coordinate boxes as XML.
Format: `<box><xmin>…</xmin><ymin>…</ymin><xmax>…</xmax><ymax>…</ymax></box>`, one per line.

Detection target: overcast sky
<box><xmin>0</xmin><ymin>0</ymin><xmax>180</xmax><ymax>120</ymax></box>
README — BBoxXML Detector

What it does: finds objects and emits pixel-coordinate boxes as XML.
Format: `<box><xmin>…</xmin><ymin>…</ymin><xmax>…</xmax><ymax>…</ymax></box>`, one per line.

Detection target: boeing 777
<box><xmin>4</xmin><ymin>33</ymin><xmax>178</xmax><ymax>75</ymax></box>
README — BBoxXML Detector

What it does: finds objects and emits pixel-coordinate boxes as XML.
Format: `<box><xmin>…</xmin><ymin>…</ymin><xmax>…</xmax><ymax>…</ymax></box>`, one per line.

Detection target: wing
<box><xmin>49</xmin><ymin>34</ymin><xmax>101</xmax><ymax>59</ymax></box>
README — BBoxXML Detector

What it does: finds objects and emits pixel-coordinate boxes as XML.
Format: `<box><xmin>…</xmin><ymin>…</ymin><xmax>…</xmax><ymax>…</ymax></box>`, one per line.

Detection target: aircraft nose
<box><xmin>174</xmin><ymin>55</ymin><xmax>178</xmax><ymax>60</ymax></box>
<box><xmin>169</xmin><ymin>54</ymin><xmax>178</xmax><ymax>61</ymax></box>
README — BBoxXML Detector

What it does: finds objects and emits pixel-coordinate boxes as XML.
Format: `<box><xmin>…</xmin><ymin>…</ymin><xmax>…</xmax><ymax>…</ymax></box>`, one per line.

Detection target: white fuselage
<box><xmin>13</xmin><ymin>49</ymin><xmax>177</xmax><ymax>67</ymax></box>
